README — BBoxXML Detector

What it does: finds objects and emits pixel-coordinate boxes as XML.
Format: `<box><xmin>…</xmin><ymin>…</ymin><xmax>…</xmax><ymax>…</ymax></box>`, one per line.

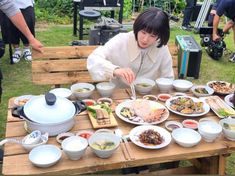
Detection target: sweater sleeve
<box><xmin>87</xmin><ymin>34</ymin><xmax>123</xmax><ymax>81</ymax></box>
<box><xmin>0</xmin><ymin>0</ymin><xmax>20</xmax><ymax>17</ymax></box>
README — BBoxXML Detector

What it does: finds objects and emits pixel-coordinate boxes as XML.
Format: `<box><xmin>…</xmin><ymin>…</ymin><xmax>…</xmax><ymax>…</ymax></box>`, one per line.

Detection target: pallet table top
<box><xmin>2</xmin><ymin>88</ymin><xmax>234</xmax><ymax>175</ymax></box>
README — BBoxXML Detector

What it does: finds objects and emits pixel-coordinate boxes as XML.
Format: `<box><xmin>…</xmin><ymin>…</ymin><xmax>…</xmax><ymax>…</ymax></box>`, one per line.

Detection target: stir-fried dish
<box><xmin>170</xmin><ymin>97</ymin><xmax>204</xmax><ymax>114</ymax></box>
<box><xmin>139</xmin><ymin>129</ymin><xmax>164</xmax><ymax>145</ymax></box>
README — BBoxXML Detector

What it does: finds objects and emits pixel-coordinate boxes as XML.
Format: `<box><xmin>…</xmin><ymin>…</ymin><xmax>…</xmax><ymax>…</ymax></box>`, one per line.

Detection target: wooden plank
<box><xmin>32</xmin><ymin>72</ymin><xmax>95</xmax><ymax>85</ymax></box>
<box><xmin>32</xmin><ymin>46</ymin><xmax>98</xmax><ymax>59</ymax></box>
<box><xmin>32</xmin><ymin>59</ymin><xmax>87</xmax><ymax>73</ymax></box>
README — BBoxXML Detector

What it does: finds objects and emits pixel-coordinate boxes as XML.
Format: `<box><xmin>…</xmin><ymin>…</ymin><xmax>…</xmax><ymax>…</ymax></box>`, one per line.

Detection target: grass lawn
<box><xmin>0</xmin><ymin>23</ymin><xmax>234</xmax><ymax>174</ymax></box>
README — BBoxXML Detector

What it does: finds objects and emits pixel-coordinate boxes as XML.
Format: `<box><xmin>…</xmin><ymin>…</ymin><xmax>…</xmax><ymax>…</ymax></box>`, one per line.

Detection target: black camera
<box><xmin>199</xmin><ymin>27</ymin><xmax>226</xmax><ymax>60</ymax></box>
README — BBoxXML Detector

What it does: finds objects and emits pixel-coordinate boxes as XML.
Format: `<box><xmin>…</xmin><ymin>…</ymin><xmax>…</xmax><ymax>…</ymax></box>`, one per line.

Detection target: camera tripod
<box><xmin>194</xmin><ymin>0</ymin><xmax>212</xmax><ymax>31</ymax></box>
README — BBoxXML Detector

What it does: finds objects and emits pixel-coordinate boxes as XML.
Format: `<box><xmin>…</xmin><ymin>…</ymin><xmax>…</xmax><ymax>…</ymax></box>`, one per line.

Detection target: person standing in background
<box><xmin>181</xmin><ymin>0</ymin><xmax>197</xmax><ymax>31</ymax></box>
<box><xmin>7</xmin><ymin>0</ymin><xmax>36</xmax><ymax>63</ymax></box>
<box><xmin>0</xmin><ymin>0</ymin><xmax>43</xmax><ymax>52</ymax></box>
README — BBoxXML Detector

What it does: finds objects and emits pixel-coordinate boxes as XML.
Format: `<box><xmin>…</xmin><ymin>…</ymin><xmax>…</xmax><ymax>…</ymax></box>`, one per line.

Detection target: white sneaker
<box><xmin>12</xmin><ymin>50</ymin><xmax>22</xmax><ymax>64</ymax></box>
<box><xmin>23</xmin><ymin>49</ymin><xmax>32</xmax><ymax>61</ymax></box>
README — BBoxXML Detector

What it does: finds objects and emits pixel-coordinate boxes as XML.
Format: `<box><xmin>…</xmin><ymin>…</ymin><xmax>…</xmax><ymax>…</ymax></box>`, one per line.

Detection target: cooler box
<box><xmin>175</xmin><ymin>35</ymin><xmax>202</xmax><ymax>79</ymax></box>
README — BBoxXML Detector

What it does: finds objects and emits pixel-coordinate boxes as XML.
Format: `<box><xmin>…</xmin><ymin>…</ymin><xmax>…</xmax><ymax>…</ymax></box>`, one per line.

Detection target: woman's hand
<box><xmin>113</xmin><ymin>68</ymin><xmax>135</xmax><ymax>84</ymax></box>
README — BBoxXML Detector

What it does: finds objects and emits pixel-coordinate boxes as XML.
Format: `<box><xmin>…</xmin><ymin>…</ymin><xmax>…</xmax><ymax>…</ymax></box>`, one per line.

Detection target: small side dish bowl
<box><xmin>143</xmin><ymin>94</ymin><xmax>158</xmax><ymax>101</ymax></box>
<box><xmin>88</xmin><ymin>132</ymin><xmax>120</xmax><ymax>158</ymax></box>
<box><xmin>172</xmin><ymin>128</ymin><xmax>201</xmax><ymax>147</ymax></box>
<box><xmin>82</xmin><ymin>99</ymin><xmax>96</xmax><ymax>106</ymax></box>
<box><xmin>134</xmin><ymin>78</ymin><xmax>155</xmax><ymax>94</ymax></box>
<box><xmin>70</xmin><ymin>83</ymin><xmax>95</xmax><ymax>99</ymax></box>
<box><xmin>165</xmin><ymin>121</ymin><xmax>183</xmax><ymax>131</ymax></box>
<box><xmin>173</xmin><ymin>79</ymin><xmax>193</xmax><ymax>92</ymax></box>
<box><xmin>56</xmin><ymin>132</ymin><xmax>75</xmax><ymax>144</ymax></box>
<box><xmin>182</xmin><ymin>119</ymin><xmax>199</xmax><ymax>130</ymax></box>
<box><xmin>158</xmin><ymin>93</ymin><xmax>172</xmax><ymax>102</ymax></box>
<box><xmin>76</xmin><ymin>130</ymin><xmax>94</xmax><ymax>140</ymax></box>
<box><xmin>14</xmin><ymin>95</ymin><xmax>34</xmax><ymax>107</ymax></box>
<box><xmin>97</xmin><ymin>97</ymin><xmax>113</xmax><ymax>106</ymax></box>
<box><xmin>96</xmin><ymin>82</ymin><xmax>116</xmax><ymax>97</ymax></box>
<box><xmin>29</xmin><ymin>144</ymin><xmax>62</xmax><ymax>168</ymax></box>
<box><xmin>219</xmin><ymin>118</ymin><xmax>235</xmax><ymax>141</ymax></box>
<box><xmin>198</xmin><ymin>121</ymin><xmax>222</xmax><ymax>142</ymax></box>
<box><xmin>62</xmin><ymin>136</ymin><xmax>88</xmax><ymax>160</ymax></box>
<box><xmin>191</xmin><ymin>85</ymin><xmax>214</xmax><ymax>97</ymax></box>
<box><xmin>155</xmin><ymin>78</ymin><xmax>173</xmax><ymax>93</ymax></box>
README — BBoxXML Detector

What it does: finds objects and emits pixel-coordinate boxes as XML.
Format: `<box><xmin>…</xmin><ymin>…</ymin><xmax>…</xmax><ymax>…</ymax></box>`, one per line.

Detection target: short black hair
<box><xmin>133</xmin><ymin>7</ymin><xmax>170</xmax><ymax>48</ymax></box>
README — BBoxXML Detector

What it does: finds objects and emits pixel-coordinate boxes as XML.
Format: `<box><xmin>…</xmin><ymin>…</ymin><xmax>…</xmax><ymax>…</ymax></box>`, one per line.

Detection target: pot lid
<box><xmin>23</xmin><ymin>93</ymin><xmax>76</xmax><ymax>124</ymax></box>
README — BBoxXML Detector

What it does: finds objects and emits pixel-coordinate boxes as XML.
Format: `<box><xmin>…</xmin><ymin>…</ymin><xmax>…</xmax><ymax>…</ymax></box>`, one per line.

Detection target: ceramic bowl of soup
<box><xmin>134</xmin><ymin>78</ymin><xmax>155</xmax><ymax>95</ymax></box>
<box><xmin>88</xmin><ymin>131</ymin><xmax>120</xmax><ymax>158</ymax></box>
<box><xmin>70</xmin><ymin>83</ymin><xmax>95</xmax><ymax>99</ymax></box>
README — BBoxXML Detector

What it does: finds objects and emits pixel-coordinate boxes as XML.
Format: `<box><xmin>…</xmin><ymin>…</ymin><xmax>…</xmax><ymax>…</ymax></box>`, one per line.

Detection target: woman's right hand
<box><xmin>113</xmin><ymin>68</ymin><xmax>135</xmax><ymax>84</ymax></box>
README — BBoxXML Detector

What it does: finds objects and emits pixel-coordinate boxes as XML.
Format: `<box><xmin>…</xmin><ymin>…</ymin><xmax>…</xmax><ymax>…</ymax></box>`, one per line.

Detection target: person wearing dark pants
<box><xmin>212</xmin><ymin>0</ymin><xmax>235</xmax><ymax>63</ymax></box>
<box><xmin>181</xmin><ymin>0</ymin><xmax>197</xmax><ymax>31</ymax></box>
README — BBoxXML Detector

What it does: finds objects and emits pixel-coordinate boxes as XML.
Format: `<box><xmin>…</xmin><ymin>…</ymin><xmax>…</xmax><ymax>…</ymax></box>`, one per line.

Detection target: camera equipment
<box><xmin>199</xmin><ymin>27</ymin><xmax>226</xmax><ymax>60</ymax></box>
<box><xmin>89</xmin><ymin>16</ymin><xmax>127</xmax><ymax>45</ymax></box>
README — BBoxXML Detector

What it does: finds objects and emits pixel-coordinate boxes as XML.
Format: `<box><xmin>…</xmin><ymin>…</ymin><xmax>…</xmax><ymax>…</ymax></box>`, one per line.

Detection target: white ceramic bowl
<box><xmin>172</xmin><ymin>128</ymin><xmax>201</xmax><ymax>147</ymax></box>
<box><xmin>198</xmin><ymin>121</ymin><xmax>222</xmax><ymax>142</ymax></box>
<box><xmin>155</xmin><ymin>78</ymin><xmax>173</xmax><ymax>93</ymax></box>
<box><xmin>70</xmin><ymin>83</ymin><xmax>95</xmax><ymax>99</ymax></box>
<box><xmin>134</xmin><ymin>78</ymin><xmax>155</xmax><ymax>94</ymax></box>
<box><xmin>173</xmin><ymin>79</ymin><xmax>193</xmax><ymax>92</ymax></box>
<box><xmin>96</xmin><ymin>82</ymin><xmax>116</xmax><ymax>97</ymax></box>
<box><xmin>62</xmin><ymin>136</ymin><xmax>88</xmax><ymax>160</ymax></box>
<box><xmin>219</xmin><ymin>118</ymin><xmax>235</xmax><ymax>141</ymax></box>
<box><xmin>88</xmin><ymin>132</ymin><xmax>120</xmax><ymax>158</ymax></box>
<box><xmin>191</xmin><ymin>85</ymin><xmax>214</xmax><ymax>97</ymax></box>
<box><xmin>29</xmin><ymin>144</ymin><xmax>62</xmax><ymax>168</ymax></box>
<box><xmin>49</xmin><ymin>88</ymin><xmax>73</xmax><ymax>98</ymax></box>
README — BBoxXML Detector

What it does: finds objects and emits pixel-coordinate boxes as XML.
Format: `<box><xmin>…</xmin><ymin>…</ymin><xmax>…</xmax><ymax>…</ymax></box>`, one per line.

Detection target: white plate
<box><xmin>224</xmin><ymin>94</ymin><xmax>234</xmax><ymax>108</ymax></box>
<box><xmin>129</xmin><ymin>125</ymin><xmax>171</xmax><ymax>149</ymax></box>
<box><xmin>49</xmin><ymin>88</ymin><xmax>72</xmax><ymax>98</ymax></box>
<box><xmin>29</xmin><ymin>144</ymin><xmax>61</xmax><ymax>168</ymax></box>
<box><xmin>165</xmin><ymin>96</ymin><xmax>210</xmax><ymax>117</ymax></box>
<box><xmin>14</xmin><ymin>95</ymin><xmax>35</xmax><ymax>106</ymax></box>
<box><xmin>207</xmin><ymin>81</ymin><xmax>234</xmax><ymax>95</ymax></box>
<box><xmin>115</xmin><ymin>99</ymin><xmax>169</xmax><ymax>125</ymax></box>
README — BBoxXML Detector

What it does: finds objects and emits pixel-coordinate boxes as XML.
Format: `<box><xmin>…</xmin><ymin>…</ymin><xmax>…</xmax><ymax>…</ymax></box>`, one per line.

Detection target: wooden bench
<box><xmin>32</xmin><ymin>44</ymin><xmax>178</xmax><ymax>87</ymax></box>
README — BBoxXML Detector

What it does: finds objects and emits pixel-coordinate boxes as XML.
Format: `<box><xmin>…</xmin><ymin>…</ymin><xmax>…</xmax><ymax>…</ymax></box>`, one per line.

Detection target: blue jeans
<box><xmin>182</xmin><ymin>0</ymin><xmax>197</xmax><ymax>26</ymax></box>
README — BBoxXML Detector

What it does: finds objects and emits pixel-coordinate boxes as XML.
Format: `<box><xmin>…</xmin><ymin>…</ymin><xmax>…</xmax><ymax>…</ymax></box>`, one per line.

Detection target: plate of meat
<box><xmin>207</xmin><ymin>81</ymin><xmax>234</xmax><ymax>95</ymax></box>
<box><xmin>115</xmin><ymin>99</ymin><xmax>169</xmax><ymax>125</ymax></box>
<box><xmin>129</xmin><ymin>125</ymin><xmax>171</xmax><ymax>149</ymax></box>
<box><xmin>165</xmin><ymin>96</ymin><xmax>210</xmax><ymax>117</ymax></box>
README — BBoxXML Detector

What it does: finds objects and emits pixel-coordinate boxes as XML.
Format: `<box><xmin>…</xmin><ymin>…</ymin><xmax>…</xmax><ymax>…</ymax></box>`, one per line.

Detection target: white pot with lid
<box><xmin>12</xmin><ymin>93</ymin><xmax>86</xmax><ymax>136</ymax></box>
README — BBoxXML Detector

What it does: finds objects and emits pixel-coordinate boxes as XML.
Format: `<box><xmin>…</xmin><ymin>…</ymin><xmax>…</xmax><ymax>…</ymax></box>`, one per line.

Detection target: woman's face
<box><xmin>137</xmin><ymin>30</ymin><xmax>158</xmax><ymax>49</ymax></box>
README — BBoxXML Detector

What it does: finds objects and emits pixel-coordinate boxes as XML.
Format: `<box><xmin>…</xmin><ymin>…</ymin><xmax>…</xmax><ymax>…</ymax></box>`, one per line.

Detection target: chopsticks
<box><xmin>130</xmin><ymin>83</ymin><xmax>136</xmax><ymax>100</ymax></box>
<box><xmin>122</xmin><ymin>137</ymin><xmax>135</xmax><ymax>160</ymax></box>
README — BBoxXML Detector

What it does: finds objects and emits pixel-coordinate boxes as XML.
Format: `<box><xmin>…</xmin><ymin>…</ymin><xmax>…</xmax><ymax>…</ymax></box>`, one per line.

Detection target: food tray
<box><xmin>205</xmin><ymin>96</ymin><xmax>235</xmax><ymax>118</ymax></box>
<box><xmin>87</xmin><ymin>110</ymin><xmax>118</xmax><ymax>129</ymax></box>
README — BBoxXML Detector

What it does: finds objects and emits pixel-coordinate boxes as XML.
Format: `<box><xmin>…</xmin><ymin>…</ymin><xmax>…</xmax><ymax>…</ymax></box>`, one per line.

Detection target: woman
<box><xmin>87</xmin><ymin>7</ymin><xmax>174</xmax><ymax>88</ymax></box>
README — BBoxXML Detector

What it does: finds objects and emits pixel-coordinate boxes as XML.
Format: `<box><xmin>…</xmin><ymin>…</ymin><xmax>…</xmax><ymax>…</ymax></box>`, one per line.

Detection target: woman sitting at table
<box><xmin>87</xmin><ymin>7</ymin><xmax>174</xmax><ymax>88</ymax></box>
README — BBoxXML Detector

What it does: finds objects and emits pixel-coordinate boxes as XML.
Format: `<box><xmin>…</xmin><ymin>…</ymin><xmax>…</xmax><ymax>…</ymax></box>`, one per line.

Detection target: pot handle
<box><xmin>73</xmin><ymin>100</ymin><xmax>86</xmax><ymax>114</ymax></box>
<box><xmin>11</xmin><ymin>106</ymin><xmax>26</xmax><ymax>119</ymax></box>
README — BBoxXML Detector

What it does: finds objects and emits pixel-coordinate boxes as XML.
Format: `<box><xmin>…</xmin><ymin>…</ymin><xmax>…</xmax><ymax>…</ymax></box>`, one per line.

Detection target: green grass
<box><xmin>0</xmin><ymin>24</ymin><xmax>235</xmax><ymax>174</ymax></box>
